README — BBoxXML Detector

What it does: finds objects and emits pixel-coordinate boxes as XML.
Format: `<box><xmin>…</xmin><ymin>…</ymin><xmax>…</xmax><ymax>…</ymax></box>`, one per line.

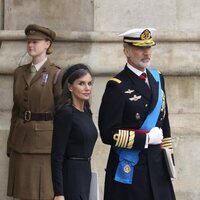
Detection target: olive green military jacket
<box><xmin>7</xmin><ymin>59</ymin><xmax>62</xmax><ymax>155</ymax></box>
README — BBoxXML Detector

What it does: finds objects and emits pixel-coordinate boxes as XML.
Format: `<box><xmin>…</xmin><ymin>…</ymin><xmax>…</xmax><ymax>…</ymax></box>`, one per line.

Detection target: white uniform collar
<box><xmin>126</xmin><ymin>62</ymin><xmax>147</xmax><ymax>76</ymax></box>
<box><xmin>127</xmin><ymin>62</ymin><xmax>150</xmax><ymax>87</ymax></box>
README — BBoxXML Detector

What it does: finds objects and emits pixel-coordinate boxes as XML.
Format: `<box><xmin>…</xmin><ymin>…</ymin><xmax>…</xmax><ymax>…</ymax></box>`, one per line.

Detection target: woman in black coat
<box><xmin>51</xmin><ymin>64</ymin><xmax>98</xmax><ymax>200</ymax></box>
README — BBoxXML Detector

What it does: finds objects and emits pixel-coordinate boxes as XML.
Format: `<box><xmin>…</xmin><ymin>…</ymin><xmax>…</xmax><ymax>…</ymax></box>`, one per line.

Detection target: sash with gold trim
<box><xmin>114</xmin><ymin>68</ymin><xmax>162</xmax><ymax>184</ymax></box>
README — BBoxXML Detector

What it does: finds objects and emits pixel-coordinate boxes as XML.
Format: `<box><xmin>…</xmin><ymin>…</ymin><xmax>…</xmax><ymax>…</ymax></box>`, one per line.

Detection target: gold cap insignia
<box><xmin>120</xmin><ymin>28</ymin><xmax>156</xmax><ymax>47</ymax></box>
<box><xmin>124</xmin><ymin>164</ymin><xmax>131</xmax><ymax>173</ymax></box>
<box><xmin>140</xmin><ymin>29</ymin><xmax>151</xmax><ymax>40</ymax></box>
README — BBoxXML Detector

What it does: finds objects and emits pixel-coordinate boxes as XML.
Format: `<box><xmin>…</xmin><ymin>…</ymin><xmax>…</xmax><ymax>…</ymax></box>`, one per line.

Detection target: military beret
<box><xmin>25</xmin><ymin>24</ymin><xmax>56</xmax><ymax>42</ymax></box>
<box><xmin>119</xmin><ymin>28</ymin><xmax>156</xmax><ymax>47</ymax></box>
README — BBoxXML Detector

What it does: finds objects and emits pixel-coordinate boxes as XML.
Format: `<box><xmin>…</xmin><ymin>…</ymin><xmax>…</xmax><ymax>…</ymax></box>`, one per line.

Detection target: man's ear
<box><xmin>123</xmin><ymin>47</ymin><xmax>130</xmax><ymax>58</ymax></box>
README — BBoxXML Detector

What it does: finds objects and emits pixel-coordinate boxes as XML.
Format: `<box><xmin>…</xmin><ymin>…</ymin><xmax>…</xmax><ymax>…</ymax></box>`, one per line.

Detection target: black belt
<box><xmin>67</xmin><ymin>157</ymin><xmax>91</xmax><ymax>161</ymax></box>
<box><xmin>21</xmin><ymin>111</ymin><xmax>53</xmax><ymax>122</ymax></box>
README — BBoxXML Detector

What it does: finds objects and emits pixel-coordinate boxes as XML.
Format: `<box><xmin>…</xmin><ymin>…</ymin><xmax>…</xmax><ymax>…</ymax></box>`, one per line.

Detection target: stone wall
<box><xmin>0</xmin><ymin>0</ymin><xmax>200</xmax><ymax>199</ymax></box>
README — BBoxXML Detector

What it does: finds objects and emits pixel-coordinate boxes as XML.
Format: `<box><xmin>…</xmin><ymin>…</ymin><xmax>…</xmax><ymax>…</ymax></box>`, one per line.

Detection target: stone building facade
<box><xmin>0</xmin><ymin>0</ymin><xmax>200</xmax><ymax>199</ymax></box>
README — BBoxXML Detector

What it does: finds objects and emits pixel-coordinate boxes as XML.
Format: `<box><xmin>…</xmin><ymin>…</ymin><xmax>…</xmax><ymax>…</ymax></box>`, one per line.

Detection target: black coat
<box><xmin>51</xmin><ymin>105</ymin><xmax>98</xmax><ymax>200</ymax></box>
<box><xmin>98</xmin><ymin>66</ymin><xmax>176</xmax><ymax>200</ymax></box>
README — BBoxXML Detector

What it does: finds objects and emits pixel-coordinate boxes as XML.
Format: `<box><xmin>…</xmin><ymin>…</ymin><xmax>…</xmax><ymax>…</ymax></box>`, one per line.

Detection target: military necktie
<box><xmin>31</xmin><ymin>64</ymin><xmax>37</xmax><ymax>75</ymax></box>
<box><xmin>27</xmin><ymin>64</ymin><xmax>37</xmax><ymax>84</ymax></box>
<box><xmin>139</xmin><ymin>72</ymin><xmax>150</xmax><ymax>88</ymax></box>
<box><xmin>139</xmin><ymin>72</ymin><xmax>147</xmax><ymax>81</ymax></box>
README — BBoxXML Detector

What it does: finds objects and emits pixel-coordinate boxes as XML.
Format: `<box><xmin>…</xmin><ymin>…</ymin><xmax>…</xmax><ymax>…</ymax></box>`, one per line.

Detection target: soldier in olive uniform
<box><xmin>7</xmin><ymin>24</ymin><xmax>62</xmax><ymax>200</ymax></box>
<box><xmin>98</xmin><ymin>28</ymin><xmax>176</xmax><ymax>200</ymax></box>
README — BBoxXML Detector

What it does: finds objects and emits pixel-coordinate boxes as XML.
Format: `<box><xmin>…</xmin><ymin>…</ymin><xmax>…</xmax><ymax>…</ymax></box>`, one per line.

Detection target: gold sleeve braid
<box><xmin>113</xmin><ymin>129</ymin><xmax>135</xmax><ymax>149</ymax></box>
<box><xmin>127</xmin><ymin>131</ymin><xmax>135</xmax><ymax>149</ymax></box>
<box><xmin>162</xmin><ymin>137</ymin><xmax>173</xmax><ymax>149</ymax></box>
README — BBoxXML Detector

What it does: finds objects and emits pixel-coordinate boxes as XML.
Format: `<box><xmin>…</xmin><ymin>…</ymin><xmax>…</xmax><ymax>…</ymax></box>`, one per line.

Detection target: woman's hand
<box><xmin>54</xmin><ymin>195</ymin><xmax>65</xmax><ymax>200</ymax></box>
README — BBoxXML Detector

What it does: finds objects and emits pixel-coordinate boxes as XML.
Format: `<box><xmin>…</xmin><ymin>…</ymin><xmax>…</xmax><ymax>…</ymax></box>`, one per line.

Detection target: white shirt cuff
<box><xmin>144</xmin><ymin>134</ymin><xmax>149</xmax><ymax>149</ymax></box>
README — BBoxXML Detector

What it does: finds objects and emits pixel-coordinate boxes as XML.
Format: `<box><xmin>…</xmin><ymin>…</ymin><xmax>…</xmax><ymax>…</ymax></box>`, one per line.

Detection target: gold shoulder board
<box><xmin>110</xmin><ymin>78</ymin><xmax>122</xmax><ymax>84</ymax></box>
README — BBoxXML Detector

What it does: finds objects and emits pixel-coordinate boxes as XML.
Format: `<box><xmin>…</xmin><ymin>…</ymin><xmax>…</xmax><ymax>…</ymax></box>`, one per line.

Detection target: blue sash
<box><xmin>114</xmin><ymin>68</ymin><xmax>162</xmax><ymax>184</ymax></box>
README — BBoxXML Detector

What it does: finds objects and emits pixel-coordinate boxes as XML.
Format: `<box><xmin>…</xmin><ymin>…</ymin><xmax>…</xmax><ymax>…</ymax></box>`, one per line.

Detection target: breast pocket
<box><xmin>34</xmin><ymin>121</ymin><xmax>53</xmax><ymax>149</ymax></box>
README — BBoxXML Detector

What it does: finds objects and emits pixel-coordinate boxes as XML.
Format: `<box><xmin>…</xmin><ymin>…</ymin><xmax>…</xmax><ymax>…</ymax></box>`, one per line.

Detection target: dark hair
<box><xmin>58</xmin><ymin>64</ymin><xmax>93</xmax><ymax>113</ymax></box>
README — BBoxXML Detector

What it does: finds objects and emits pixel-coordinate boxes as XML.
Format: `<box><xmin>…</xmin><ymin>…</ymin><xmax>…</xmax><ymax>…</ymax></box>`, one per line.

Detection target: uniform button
<box><xmin>145</xmin><ymin>104</ymin><xmax>148</xmax><ymax>107</ymax></box>
<box><xmin>160</xmin><ymin>118</ymin><xmax>163</xmax><ymax>121</ymax></box>
<box><xmin>135</xmin><ymin>113</ymin><xmax>140</xmax><ymax>120</ymax></box>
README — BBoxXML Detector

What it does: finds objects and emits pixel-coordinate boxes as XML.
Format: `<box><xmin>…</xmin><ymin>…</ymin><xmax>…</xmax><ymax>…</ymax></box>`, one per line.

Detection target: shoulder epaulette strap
<box><xmin>110</xmin><ymin>77</ymin><xmax>122</xmax><ymax>84</ymax></box>
<box><xmin>53</xmin><ymin>69</ymin><xmax>61</xmax><ymax>84</ymax></box>
<box><xmin>52</xmin><ymin>64</ymin><xmax>61</xmax><ymax>69</ymax></box>
<box><xmin>55</xmin><ymin>65</ymin><xmax>61</xmax><ymax>69</ymax></box>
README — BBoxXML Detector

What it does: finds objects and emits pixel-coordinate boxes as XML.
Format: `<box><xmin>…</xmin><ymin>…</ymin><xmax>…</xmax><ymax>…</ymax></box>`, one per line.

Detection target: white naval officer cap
<box><xmin>119</xmin><ymin>28</ymin><xmax>156</xmax><ymax>47</ymax></box>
